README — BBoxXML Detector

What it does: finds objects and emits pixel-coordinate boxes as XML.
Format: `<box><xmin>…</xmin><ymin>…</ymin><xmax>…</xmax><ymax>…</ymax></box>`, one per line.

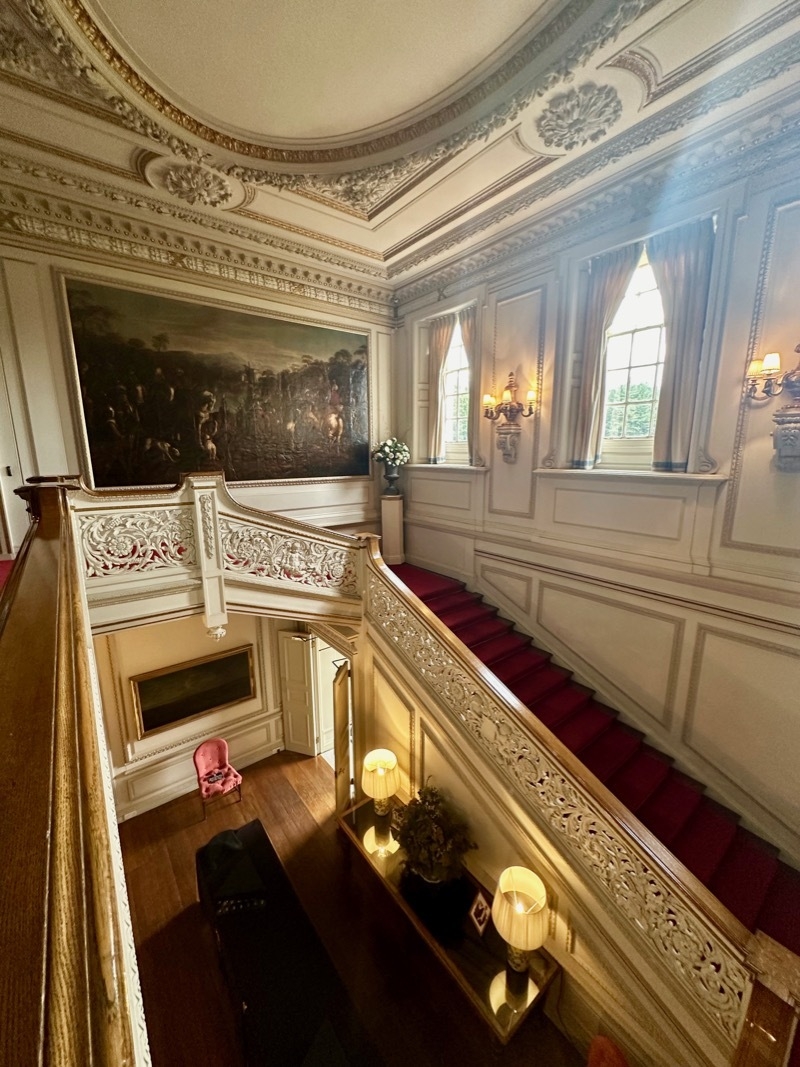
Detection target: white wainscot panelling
<box><xmin>538</xmin><ymin>583</ymin><xmax>680</xmax><ymax>726</ymax></box>
<box><xmin>727</xmin><ymin>198</ymin><xmax>800</xmax><ymax>555</ymax></box>
<box><xmin>368</xmin><ymin>651</ymin><xmax>414</xmax><ymax>795</ymax></box>
<box><xmin>407</xmin><ymin>468</ymin><xmax>476</xmax><ymax>513</ymax></box>
<box><xmin>686</xmin><ymin>628</ymin><xmax>800</xmax><ymax>835</ymax></box>
<box><xmin>404</xmin><ymin>525</ymin><xmax>474</xmax><ymax>584</ymax></box>
<box><xmin>535</xmin><ymin>474</ymin><xmax>710</xmax><ymax>565</ymax></box>
<box><xmin>232</xmin><ymin>477</ymin><xmax>373</xmax><ymax>527</ymax></box>
<box><xmin>479</xmin><ymin>563</ymin><xmax>532</xmax><ymax>615</ymax></box>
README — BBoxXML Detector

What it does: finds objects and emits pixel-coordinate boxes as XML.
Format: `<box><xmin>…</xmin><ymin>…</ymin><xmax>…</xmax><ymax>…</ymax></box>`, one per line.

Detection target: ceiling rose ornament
<box><xmin>536</xmin><ymin>83</ymin><xmax>623</xmax><ymax>152</ymax></box>
<box><xmin>164</xmin><ymin>163</ymin><xmax>232</xmax><ymax>207</ymax></box>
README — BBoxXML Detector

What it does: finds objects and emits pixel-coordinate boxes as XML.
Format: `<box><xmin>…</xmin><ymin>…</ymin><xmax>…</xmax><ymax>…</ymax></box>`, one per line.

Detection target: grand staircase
<box><xmin>391</xmin><ymin>563</ymin><xmax>800</xmax><ymax>959</ymax></box>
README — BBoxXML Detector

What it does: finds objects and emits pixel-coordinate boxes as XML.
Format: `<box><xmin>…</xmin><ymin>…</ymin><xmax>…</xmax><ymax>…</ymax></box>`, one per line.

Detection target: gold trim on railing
<box><xmin>363</xmin><ymin>545</ymin><xmax>755</xmax><ymax>1042</ymax></box>
<box><xmin>0</xmin><ymin>483</ymin><xmax>146</xmax><ymax>1064</ymax></box>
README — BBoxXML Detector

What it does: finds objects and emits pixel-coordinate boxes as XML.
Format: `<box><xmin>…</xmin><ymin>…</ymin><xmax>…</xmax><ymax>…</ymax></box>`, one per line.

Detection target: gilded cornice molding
<box><xmin>52</xmin><ymin>0</ymin><xmax>653</xmax><ymax>165</ymax></box>
<box><xmin>4</xmin><ymin>0</ymin><xmax>659</xmax><ymax>216</ymax></box>
<box><xmin>395</xmin><ymin>106</ymin><xmax>800</xmax><ymax>305</ymax></box>
<box><xmin>390</xmin><ymin>41</ymin><xmax>800</xmax><ymax>292</ymax></box>
<box><xmin>0</xmin><ymin>159</ymin><xmax>393</xmax><ymax>315</ymax></box>
<box><xmin>0</xmin><ymin>148</ymin><xmax>394</xmax><ymax>305</ymax></box>
<box><xmin>606</xmin><ymin>0</ymin><xmax>800</xmax><ymax>107</ymax></box>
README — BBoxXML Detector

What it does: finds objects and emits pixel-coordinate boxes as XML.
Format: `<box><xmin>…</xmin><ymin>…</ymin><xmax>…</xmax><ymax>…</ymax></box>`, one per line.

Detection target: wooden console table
<box><xmin>338</xmin><ymin>799</ymin><xmax>558</xmax><ymax>1044</ymax></box>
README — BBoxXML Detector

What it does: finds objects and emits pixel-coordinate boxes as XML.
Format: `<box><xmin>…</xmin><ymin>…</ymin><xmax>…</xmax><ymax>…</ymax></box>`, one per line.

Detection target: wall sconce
<box><xmin>361</xmin><ymin>748</ymin><xmax>401</xmax><ymax>817</ymax></box>
<box><xmin>745</xmin><ymin>344</ymin><xmax>800</xmax><ymax>472</ymax></box>
<box><xmin>483</xmin><ymin>372</ymin><xmax>535</xmax><ymax>464</ymax></box>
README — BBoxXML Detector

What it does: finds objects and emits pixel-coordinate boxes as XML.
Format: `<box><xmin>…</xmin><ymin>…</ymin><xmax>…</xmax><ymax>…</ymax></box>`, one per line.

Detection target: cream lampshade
<box><xmin>361</xmin><ymin>748</ymin><xmax>401</xmax><ymax>816</ymax></box>
<box><xmin>491</xmin><ymin>866</ymin><xmax>548</xmax><ymax>972</ymax></box>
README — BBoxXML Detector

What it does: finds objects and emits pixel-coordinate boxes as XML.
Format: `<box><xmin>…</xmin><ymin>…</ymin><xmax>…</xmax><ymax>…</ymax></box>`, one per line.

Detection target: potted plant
<box><xmin>371</xmin><ymin>437</ymin><xmax>411</xmax><ymax>495</ymax></box>
<box><xmin>396</xmin><ymin>783</ymin><xmax>476</xmax><ymax>883</ymax></box>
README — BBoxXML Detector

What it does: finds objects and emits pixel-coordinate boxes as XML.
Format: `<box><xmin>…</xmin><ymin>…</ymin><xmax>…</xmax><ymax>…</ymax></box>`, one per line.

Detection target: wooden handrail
<box><xmin>0</xmin><ymin>483</ymin><xmax>147</xmax><ymax>1065</ymax></box>
<box><xmin>365</xmin><ymin>546</ymin><xmax>800</xmax><ymax>1065</ymax></box>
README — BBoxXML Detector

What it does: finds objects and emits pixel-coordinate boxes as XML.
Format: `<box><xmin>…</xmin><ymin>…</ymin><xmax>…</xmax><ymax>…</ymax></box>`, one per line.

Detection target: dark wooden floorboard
<box><xmin>119</xmin><ymin>750</ymin><xmax>583</xmax><ymax>1067</ymax></box>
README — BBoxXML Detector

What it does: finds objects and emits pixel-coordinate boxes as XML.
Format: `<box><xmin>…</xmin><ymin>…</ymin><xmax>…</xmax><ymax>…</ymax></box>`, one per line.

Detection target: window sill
<box><xmin>535</xmin><ymin>468</ymin><xmax>727</xmax><ymax>485</ymax></box>
<box><xmin>405</xmin><ymin>463</ymin><xmax>489</xmax><ymax>473</ymax></box>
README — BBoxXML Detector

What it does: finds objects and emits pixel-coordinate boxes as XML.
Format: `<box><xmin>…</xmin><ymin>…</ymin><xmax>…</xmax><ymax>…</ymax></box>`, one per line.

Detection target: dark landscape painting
<box><xmin>133</xmin><ymin>646</ymin><xmax>254</xmax><ymax>735</ymax></box>
<box><xmin>64</xmin><ymin>278</ymin><xmax>370</xmax><ymax>486</ymax></box>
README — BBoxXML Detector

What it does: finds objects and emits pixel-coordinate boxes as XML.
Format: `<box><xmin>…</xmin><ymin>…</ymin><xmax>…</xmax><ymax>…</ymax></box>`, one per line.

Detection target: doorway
<box><xmin>278</xmin><ymin>628</ymin><xmax>355</xmax><ymax>813</ymax></box>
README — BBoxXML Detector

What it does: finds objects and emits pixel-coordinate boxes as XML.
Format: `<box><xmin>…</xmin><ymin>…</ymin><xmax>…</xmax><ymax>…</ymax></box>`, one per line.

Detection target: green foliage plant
<box><xmin>397</xmin><ymin>783</ymin><xmax>477</xmax><ymax>883</ymax></box>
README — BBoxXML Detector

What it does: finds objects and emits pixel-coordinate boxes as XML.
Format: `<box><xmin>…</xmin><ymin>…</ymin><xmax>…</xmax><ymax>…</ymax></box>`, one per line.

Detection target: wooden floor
<box><xmin>119</xmin><ymin>751</ymin><xmax>584</xmax><ymax>1067</ymax></box>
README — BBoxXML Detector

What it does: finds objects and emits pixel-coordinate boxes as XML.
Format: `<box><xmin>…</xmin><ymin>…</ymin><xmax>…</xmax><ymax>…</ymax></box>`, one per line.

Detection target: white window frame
<box><xmin>597</xmin><ymin>251</ymin><xmax>666</xmax><ymax>471</ymax></box>
<box><xmin>441</xmin><ymin>320</ymin><xmax>470</xmax><ymax>464</ymax></box>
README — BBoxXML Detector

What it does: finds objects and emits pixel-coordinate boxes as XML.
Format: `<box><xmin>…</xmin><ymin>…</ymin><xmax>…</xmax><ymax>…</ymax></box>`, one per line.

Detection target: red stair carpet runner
<box><xmin>390</xmin><ymin>563</ymin><xmax>800</xmax><ymax>960</ymax></box>
<box><xmin>0</xmin><ymin>559</ymin><xmax>12</xmax><ymax>592</ymax></box>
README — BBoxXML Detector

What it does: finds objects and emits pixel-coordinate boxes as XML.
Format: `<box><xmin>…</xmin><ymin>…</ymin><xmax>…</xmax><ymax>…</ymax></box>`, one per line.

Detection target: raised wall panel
<box><xmin>487</xmin><ymin>286</ymin><xmax>543</xmax><ymax>517</ymax></box>
<box><xmin>685</xmin><ymin>627</ymin><xmax>800</xmax><ymax>834</ymax></box>
<box><xmin>725</xmin><ymin>197</ymin><xmax>800</xmax><ymax>557</ymax></box>
<box><xmin>404</xmin><ymin>524</ymin><xmax>474</xmax><ymax>584</ymax></box>
<box><xmin>97</xmin><ymin>613</ymin><xmax>283</xmax><ymax>817</ymax></box>
<box><xmin>537</xmin><ymin>582</ymin><xmax>681</xmax><ymax>728</ymax></box>
<box><xmin>479</xmin><ymin>564</ymin><xmax>533</xmax><ymax>615</ymax></box>
<box><xmin>535</xmin><ymin>474</ymin><xmax>712</xmax><ymax>565</ymax></box>
<box><xmin>409</xmin><ymin>470</ymin><xmax>475</xmax><ymax>511</ymax></box>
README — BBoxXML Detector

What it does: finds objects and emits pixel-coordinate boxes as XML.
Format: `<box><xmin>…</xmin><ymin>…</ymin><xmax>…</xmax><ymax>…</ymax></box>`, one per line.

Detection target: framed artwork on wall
<box><xmin>131</xmin><ymin>645</ymin><xmax>255</xmax><ymax>736</ymax></box>
<box><xmin>61</xmin><ymin>276</ymin><xmax>370</xmax><ymax>488</ymax></box>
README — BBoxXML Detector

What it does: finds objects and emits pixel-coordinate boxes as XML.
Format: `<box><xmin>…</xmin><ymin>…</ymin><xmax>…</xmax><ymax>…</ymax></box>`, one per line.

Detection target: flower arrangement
<box><xmin>396</xmin><ymin>783</ymin><xmax>476</xmax><ymax>883</ymax></box>
<box><xmin>371</xmin><ymin>437</ymin><xmax>411</xmax><ymax>467</ymax></box>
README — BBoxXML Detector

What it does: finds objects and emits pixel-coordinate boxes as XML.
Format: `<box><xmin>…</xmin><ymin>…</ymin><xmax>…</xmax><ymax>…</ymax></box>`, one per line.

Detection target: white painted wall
<box><xmin>398</xmin><ymin>172</ymin><xmax>800</xmax><ymax>867</ymax></box>
<box><xmin>95</xmin><ymin>613</ymin><xmax>288</xmax><ymax>819</ymax></box>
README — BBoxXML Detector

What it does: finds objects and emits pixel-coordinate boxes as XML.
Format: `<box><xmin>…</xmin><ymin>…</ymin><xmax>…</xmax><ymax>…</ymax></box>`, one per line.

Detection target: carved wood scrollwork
<box><xmin>366</xmin><ymin>571</ymin><xmax>749</xmax><ymax>1042</ymax></box>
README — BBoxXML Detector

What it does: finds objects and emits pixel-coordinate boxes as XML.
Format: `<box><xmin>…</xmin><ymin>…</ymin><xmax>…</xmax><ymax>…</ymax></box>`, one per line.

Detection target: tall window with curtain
<box><xmin>570</xmin><ymin>216</ymin><xmax>715</xmax><ymax>472</ymax></box>
<box><xmin>442</xmin><ymin>321</ymin><xmax>470</xmax><ymax>463</ymax></box>
<box><xmin>427</xmin><ymin>305</ymin><xmax>477</xmax><ymax>464</ymax></box>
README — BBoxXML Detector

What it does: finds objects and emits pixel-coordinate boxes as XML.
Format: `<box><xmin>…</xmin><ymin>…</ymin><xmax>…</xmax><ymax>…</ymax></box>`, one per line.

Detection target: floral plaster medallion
<box><xmin>536</xmin><ymin>83</ymin><xmax>623</xmax><ymax>152</ymax></box>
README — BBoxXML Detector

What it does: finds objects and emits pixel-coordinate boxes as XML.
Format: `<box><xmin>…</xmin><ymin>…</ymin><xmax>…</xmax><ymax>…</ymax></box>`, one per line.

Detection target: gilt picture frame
<box><xmin>132</xmin><ymin>645</ymin><xmax>255</xmax><ymax>737</ymax></box>
<box><xmin>62</xmin><ymin>276</ymin><xmax>370</xmax><ymax>488</ymax></box>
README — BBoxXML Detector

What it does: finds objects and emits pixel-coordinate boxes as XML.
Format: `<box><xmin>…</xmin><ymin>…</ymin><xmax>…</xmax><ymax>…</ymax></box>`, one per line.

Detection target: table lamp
<box><xmin>361</xmin><ymin>748</ymin><xmax>401</xmax><ymax>816</ymax></box>
<box><xmin>491</xmin><ymin>865</ymin><xmax>548</xmax><ymax>974</ymax></box>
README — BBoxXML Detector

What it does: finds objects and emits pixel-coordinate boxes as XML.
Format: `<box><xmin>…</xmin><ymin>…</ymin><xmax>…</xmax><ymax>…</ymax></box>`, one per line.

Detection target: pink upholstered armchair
<box><xmin>193</xmin><ymin>737</ymin><xmax>242</xmax><ymax>818</ymax></box>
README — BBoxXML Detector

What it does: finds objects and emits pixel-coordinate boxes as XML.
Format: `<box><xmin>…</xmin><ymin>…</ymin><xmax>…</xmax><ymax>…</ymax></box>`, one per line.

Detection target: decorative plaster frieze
<box><xmin>606</xmin><ymin>0</ymin><xmax>800</xmax><ymax>107</ymax></box>
<box><xmin>366</xmin><ymin>570</ymin><xmax>749</xmax><ymax>1042</ymax></box>
<box><xmin>537</xmin><ymin>83</ymin><xmax>623</xmax><ymax>151</ymax></box>
<box><xmin>0</xmin><ymin>166</ymin><xmax>393</xmax><ymax>314</ymax></box>
<box><xmin>163</xmin><ymin>163</ymin><xmax>232</xmax><ymax>208</ymax></box>
<box><xmin>79</xmin><ymin>508</ymin><xmax>196</xmax><ymax>577</ymax></box>
<box><xmin>48</xmin><ymin>0</ymin><xmax>654</xmax><ymax>165</ymax></box>
<box><xmin>219</xmin><ymin>517</ymin><xmax>359</xmax><ymax>595</ymax></box>
<box><xmin>393</xmin><ymin>98</ymin><xmax>800</xmax><ymax>301</ymax></box>
<box><xmin>8</xmin><ymin>0</ymin><xmax>659</xmax><ymax>215</ymax></box>
<box><xmin>0</xmin><ymin>149</ymin><xmax>389</xmax><ymax>281</ymax></box>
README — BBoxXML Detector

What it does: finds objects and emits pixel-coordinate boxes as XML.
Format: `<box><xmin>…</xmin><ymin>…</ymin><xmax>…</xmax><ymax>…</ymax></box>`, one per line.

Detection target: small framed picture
<box><xmin>469</xmin><ymin>890</ymin><xmax>491</xmax><ymax>936</ymax></box>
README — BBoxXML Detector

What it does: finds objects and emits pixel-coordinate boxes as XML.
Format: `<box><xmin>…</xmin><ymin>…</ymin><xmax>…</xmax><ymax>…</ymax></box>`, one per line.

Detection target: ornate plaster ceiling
<box><xmin>81</xmin><ymin>0</ymin><xmax>562</xmax><ymax>148</ymax></box>
<box><xmin>0</xmin><ymin>0</ymin><xmax>799</xmax><ymax>298</ymax></box>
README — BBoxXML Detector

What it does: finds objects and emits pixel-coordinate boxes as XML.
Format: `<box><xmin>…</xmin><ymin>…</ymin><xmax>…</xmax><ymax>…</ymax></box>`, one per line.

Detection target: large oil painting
<box><xmin>132</xmin><ymin>645</ymin><xmax>254</xmax><ymax>736</ymax></box>
<box><xmin>64</xmin><ymin>278</ymin><xmax>370</xmax><ymax>487</ymax></box>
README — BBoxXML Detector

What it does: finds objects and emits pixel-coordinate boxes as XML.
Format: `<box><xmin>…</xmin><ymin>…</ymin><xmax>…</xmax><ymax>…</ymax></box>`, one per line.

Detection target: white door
<box><xmin>315</xmin><ymin>640</ymin><xmax>338</xmax><ymax>753</ymax></box>
<box><xmin>278</xmin><ymin>631</ymin><xmax>320</xmax><ymax>756</ymax></box>
<box><xmin>332</xmin><ymin>659</ymin><xmax>354</xmax><ymax>813</ymax></box>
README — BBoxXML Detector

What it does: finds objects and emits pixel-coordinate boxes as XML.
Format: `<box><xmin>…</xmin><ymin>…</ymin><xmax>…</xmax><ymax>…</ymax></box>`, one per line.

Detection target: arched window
<box><xmin>442</xmin><ymin>321</ymin><xmax>470</xmax><ymax>463</ymax></box>
<box><xmin>570</xmin><ymin>217</ymin><xmax>715</xmax><ymax>472</ymax></box>
<box><xmin>598</xmin><ymin>251</ymin><xmax>666</xmax><ymax>469</ymax></box>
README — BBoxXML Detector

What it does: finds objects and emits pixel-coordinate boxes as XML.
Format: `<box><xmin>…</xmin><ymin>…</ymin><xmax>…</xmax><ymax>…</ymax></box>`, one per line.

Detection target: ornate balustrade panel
<box><xmin>365</xmin><ymin>563</ymin><xmax>752</xmax><ymax>1047</ymax></box>
<box><xmin>218</xmin><ymin>516</ymin><xmax>359</xmax><ymax>594</ymax></box>
<box><xmin>69</xmin><ymin>474</ymin><xmax>364</xmax><ymax>629</ymax></box>
<box><xmin>78</xmin><ymin>506</ymin><xmax>197</xmax><ymax>576</ymax></box>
